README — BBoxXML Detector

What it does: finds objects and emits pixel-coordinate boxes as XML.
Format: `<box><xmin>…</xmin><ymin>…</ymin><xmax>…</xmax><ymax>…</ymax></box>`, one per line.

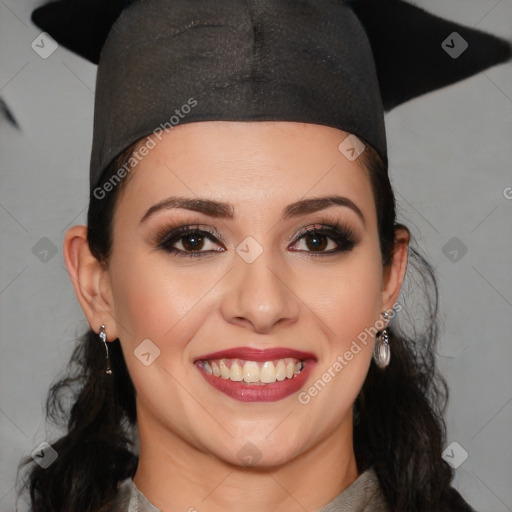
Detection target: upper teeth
<box><xmin>201</xmin><ymin>358</ymin><xmax>304</xmax><ymax>384</ymax></box>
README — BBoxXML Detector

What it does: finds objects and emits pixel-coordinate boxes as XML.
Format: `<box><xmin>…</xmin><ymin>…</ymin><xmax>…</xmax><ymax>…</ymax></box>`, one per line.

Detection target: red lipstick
<box><xmin>194</xmin><ymin>347</ymin><xmax>316</xmax><ymax>362</ymax></box>
<box><xmin>194</xmin><ymin>347</ymin><xmax>317</xmax><ymax>402</ymax></box>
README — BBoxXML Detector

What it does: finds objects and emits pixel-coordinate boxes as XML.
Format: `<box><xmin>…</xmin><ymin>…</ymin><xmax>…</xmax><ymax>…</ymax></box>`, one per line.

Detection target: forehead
<box><xmin>116</xmin><ymin>121</ymin><xmax>375</xmax><ymax>222</ymax></box>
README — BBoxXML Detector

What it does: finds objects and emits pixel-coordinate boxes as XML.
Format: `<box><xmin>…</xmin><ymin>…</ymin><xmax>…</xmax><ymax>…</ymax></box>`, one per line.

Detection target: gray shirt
<box><xmin>112</xmin><ymin>467</ymin><xmax>389</xmax><ymax>512</ymax></box>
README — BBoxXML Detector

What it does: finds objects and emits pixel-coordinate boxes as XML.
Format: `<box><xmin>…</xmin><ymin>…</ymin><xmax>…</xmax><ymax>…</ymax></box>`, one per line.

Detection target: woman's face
<box><xmin>104</xmin><ymin>121</ymin><xmax>404</xmax><ymax>467</ymax></box>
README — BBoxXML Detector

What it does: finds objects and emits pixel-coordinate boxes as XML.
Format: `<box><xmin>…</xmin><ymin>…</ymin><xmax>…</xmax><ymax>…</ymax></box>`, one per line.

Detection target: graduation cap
<box><xmin>31</xmin><ymin>0</ymin><xmax>511</xmax><ymax>191</ymax></box>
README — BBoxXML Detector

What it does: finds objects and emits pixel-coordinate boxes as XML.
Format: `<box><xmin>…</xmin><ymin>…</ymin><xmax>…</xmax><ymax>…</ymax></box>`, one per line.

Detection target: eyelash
<box><xmin>152</xmin><ymin>216</ymin><xmax>357</xmax><ymax>258</ymax></box>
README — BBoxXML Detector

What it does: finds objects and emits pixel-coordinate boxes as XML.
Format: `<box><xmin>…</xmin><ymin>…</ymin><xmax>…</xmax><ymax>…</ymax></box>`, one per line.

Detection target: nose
<box><xmin>220</xmin><ymin>248</ymin><xmax>300</xmax><ymax>334</ymax></box>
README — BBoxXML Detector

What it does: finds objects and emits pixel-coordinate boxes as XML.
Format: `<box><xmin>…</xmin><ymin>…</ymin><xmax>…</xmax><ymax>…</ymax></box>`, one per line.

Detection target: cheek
<box><xmin>107</xmin><ymin>250</ymin><xmax>212</xmax><ymax>434</ymax></box>
<box><xmin>293</xmin><ymin>246</ymin><xmax>383</xmax><ymax>408</ymax></box>
<box><xmin>108</xmin><ymin>248</ymin><xmax>199</xmax><ymax>351</ymax></box>
<box><xmin>297</xmin><ymin>248</ymin><xmax>384</xmax><ymax>345</ymax></box>
<box><xmin>107</xmin><ymin>246</ymin><xmax>233</xmax><ymax>392</ymax></box>
<box><xmin>332</xmin><ymin>260</ymin><xmax>383</xmax><ymax>344</ymax></box>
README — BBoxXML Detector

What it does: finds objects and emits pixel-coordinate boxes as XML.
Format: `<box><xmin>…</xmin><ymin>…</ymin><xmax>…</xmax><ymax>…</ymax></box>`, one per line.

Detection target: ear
<box><xmin>380</xmin><ymin>226</ymin><xmax>409</xmax><ymax>311</ymax></box>
<box><xmin>63</xmin><ymin>225</ymin><xmax>118</xmax><ymax>340</ymax></box>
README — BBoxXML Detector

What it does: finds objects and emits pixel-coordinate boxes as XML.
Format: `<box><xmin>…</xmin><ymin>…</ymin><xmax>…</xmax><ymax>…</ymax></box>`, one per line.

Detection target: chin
<box><xmin>208</xmin><ymin>431</ymin><xmax>306</xmax><ymax>469</ymax></box>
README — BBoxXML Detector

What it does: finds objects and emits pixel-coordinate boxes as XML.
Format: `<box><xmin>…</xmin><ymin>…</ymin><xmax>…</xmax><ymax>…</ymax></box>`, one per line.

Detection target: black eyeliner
<box><xmin>152</xmin><ymin>223</ymin><xmax>224</xmax><ymax>258</ymax></box>
<box><xmin>151</xmin><ymin>215</ymin><xmax>358</xmax><ymax>258</ymax></box>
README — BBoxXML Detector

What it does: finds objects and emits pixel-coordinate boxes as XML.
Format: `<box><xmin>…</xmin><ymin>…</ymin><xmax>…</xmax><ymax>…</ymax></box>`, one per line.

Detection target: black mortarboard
<box><xmin>31</xmin><ymin>0</ymin><xmax>511</xmax><ymax>192</ymax></box>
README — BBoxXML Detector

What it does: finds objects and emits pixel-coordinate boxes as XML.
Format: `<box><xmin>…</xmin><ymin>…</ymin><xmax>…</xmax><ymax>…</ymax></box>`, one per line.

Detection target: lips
<box><xmin>194</xmin><ymin>347</ymin><xmax>317</xmax><ymax>362</ymax></box>
<box><xmin>194</xmin><ymin>347</ymin><xmax>317</xmax><ymax>402</ymax></box>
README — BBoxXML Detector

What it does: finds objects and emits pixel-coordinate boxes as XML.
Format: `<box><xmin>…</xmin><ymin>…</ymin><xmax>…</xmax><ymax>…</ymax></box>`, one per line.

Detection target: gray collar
<box><xmin>113</xmin><ymin>467</ymin><xmax>388</xmax><ymax>512</ymax></box>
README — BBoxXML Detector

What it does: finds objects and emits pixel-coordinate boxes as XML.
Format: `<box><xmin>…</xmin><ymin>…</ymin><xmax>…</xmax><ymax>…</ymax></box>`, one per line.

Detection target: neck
<box><xmin>133</xmin><ymin>406</ymin><xmax>359</xmax><ymax>512</ymax></box>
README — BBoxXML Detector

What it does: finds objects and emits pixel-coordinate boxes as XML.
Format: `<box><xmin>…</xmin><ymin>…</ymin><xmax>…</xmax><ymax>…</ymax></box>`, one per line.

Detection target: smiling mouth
<box><xmin>193</xmin><ymin>347</ymin><xmax>316</xmax><ymax>402</ymax></box>
<box><xmin>196</xmin><ymin>357</ymin><xmax>305</xmax><ymax>385</ymax></box>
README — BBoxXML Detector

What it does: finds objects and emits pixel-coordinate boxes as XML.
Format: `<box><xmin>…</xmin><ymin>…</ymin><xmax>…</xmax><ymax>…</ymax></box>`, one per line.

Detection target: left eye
<box><xmin>289</xmin><ymin>229</ymin><xmax>339</xmax><ymax>252</ymax></box>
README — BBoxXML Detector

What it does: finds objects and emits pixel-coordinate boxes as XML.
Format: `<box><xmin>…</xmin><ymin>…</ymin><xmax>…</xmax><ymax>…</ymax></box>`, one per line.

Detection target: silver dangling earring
<box><xmin>373</xmin><ymin>311</ymin><xmax>391</xmax><ymax>368</ymax></box>
<box><xmin>98</xmin><ymin>324</ymin><xmax>112</xmax><ymax>375</ymax></box>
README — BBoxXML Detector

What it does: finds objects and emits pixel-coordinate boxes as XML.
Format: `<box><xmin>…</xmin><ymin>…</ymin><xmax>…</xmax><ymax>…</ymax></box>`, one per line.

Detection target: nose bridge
<box><xmin>220</xmin><ymin>239</ymin><xmax>299</xmax><ymax>332</ymax></box>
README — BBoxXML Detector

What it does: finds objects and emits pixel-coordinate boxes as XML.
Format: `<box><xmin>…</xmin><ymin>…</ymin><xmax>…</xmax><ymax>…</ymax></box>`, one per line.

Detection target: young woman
<box><xmin>19</xmin><ymin>0</ymin><xmax>510</xmax><ymax>510</ymax></box>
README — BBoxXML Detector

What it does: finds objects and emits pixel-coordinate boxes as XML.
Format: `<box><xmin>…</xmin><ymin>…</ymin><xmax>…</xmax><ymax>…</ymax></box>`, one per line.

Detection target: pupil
<box><xmin>183</xmin><ymin>234</ymin><xmax>203</xmax><ymax>251</ymax></box>
<box><xmin>307</xmin><ymin>233</ymin><xmax>326</xmax><ymax>251</ymax></box>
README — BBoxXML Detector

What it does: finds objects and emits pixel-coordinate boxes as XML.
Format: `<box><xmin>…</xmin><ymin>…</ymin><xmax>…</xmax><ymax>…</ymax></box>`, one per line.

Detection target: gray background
<box><xmin>1</xmin><ymin>0</ymin><xmax>511</xmax><ymax>511</ymax></box>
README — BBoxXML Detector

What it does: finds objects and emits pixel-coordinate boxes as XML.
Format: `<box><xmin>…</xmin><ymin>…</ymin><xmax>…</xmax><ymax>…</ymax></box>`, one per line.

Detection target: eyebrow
<box><xmin>140</xmin><ymin>195</ymin><xmax>365</xmax><ymax>226</ymax></box>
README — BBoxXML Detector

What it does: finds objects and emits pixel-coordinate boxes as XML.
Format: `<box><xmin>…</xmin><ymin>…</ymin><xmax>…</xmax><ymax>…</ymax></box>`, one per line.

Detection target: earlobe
<box><xmin>62</xmin><ymin>225</ymin><xmax>118</xmax><ymax>340</ymax></box>
<box><xmin>381</xmin><ymin>226</ymin><xmax>410</xmax><ymax>311</ymax></box>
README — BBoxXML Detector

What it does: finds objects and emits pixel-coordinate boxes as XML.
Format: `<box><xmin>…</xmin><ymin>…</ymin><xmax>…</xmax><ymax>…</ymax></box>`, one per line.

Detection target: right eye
<box><xmin>155</xmin><ymin>225</ymin><xmax>225</xmax><ymax>257</ymax></box>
